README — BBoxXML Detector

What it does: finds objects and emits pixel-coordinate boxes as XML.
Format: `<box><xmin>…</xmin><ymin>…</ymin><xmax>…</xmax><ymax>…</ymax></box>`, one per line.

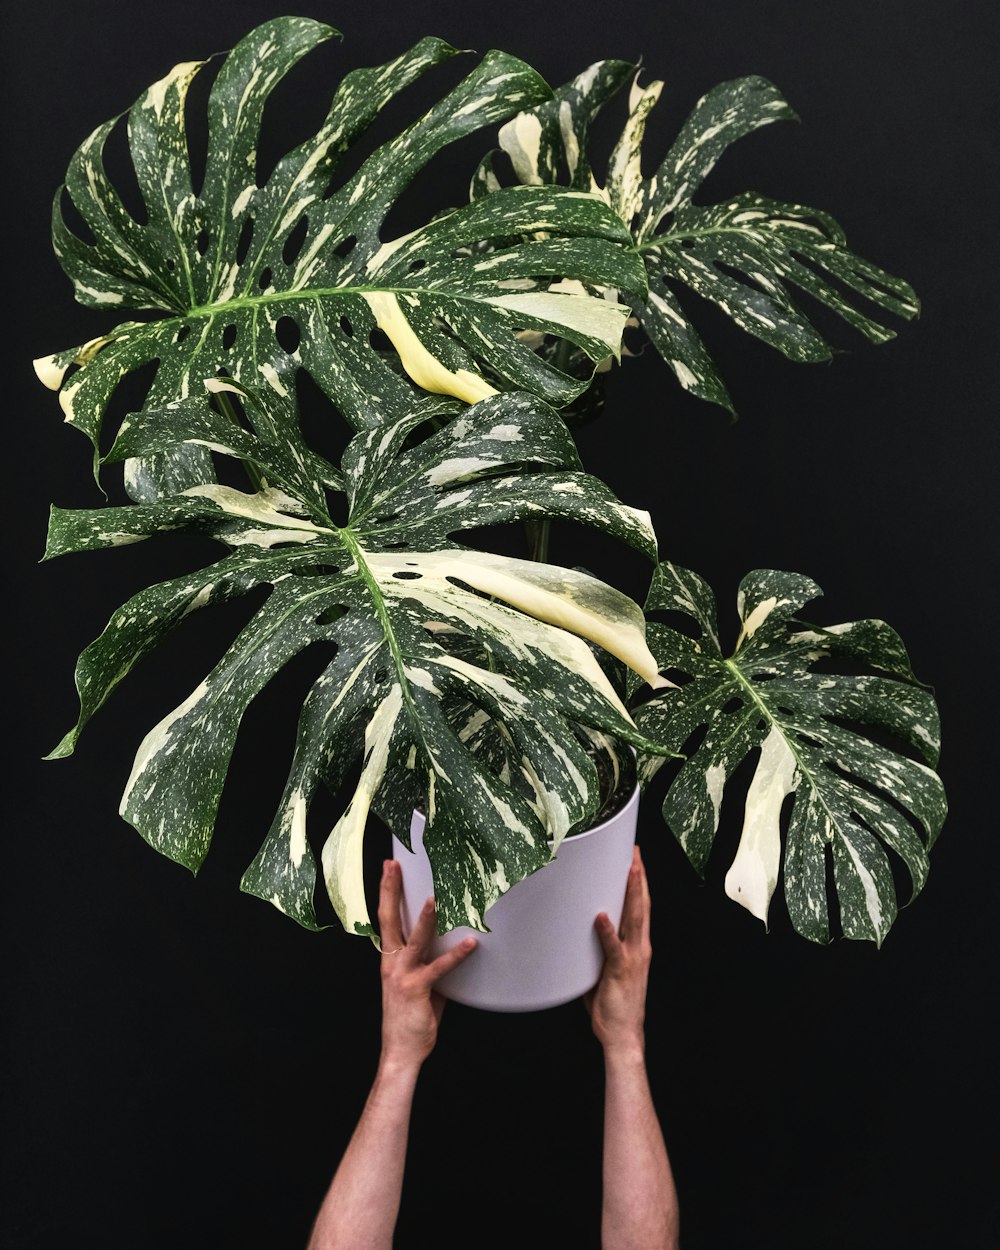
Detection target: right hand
<box><xmin>584</xmin><ymin>845</ymin><xmax>651</xmax><ymax>1056</ymax></box>
<box><xmin>377</xmin><ymin>859</ymin><xmax>478</xmax><ymax>1070</ymax></box>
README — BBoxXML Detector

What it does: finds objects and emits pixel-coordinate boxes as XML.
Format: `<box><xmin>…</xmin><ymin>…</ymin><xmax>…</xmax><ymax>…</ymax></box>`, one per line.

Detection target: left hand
<box><xmin>377</xmin><ymin>859</ymin><xmax>478</xmax><ymax>1069</ymax></box>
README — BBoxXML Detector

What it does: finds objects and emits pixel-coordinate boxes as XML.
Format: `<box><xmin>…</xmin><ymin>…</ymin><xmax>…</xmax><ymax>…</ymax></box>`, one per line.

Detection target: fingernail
<box><xmin>462</xmin><ymin>937</ymin><xmax>477</xmax><ymax>950</ymax></box>
<box><xmin>424</xmin><ymin>897</ymin><xmax>435</xmax><ymax>911</ymax></box>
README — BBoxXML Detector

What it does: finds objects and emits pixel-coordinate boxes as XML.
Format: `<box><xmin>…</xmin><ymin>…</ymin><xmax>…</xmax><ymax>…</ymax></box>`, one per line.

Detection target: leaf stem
<box><xmin>522</xmin><ymin>335</ymin><xmax>575</xmax><ymax>562</ymax></box>
<box><xmin>526</xmin><ymin>517</ymin><xmax>551</xmax><ymax>563</ymax></box>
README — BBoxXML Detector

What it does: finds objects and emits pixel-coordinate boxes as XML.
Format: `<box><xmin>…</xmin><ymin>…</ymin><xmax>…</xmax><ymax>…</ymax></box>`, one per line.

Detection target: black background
<box><xmin>3</xmin><ymin>2</ymin><xmax>997</xmax><ymax>1247</ymax></box>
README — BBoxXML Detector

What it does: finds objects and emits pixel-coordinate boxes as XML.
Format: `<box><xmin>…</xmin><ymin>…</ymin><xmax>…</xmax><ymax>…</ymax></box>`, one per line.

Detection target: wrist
<box><xmin>601</xmin><ymin>1034</ymin><xmax>646</xmax><ymax>1067</ymax></box>
<box><xmin>377</xmin><ymin>1049</ymin><xmax>425</xmax><ymax>1083</ymax></box>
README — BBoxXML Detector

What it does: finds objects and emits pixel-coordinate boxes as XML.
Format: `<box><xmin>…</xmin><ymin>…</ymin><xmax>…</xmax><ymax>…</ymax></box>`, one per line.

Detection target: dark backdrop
<box><xmin>4</xmin><ymin>2</ymin><xmax>996</xmax><ymax>1248</ymax></box>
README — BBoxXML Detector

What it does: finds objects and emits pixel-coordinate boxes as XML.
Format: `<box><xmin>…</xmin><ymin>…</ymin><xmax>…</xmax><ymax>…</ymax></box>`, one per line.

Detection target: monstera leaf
<box><xmin>45</xmin><ymin>382</ymin><xmax>668</xmax><ymax>936</ymax></box>
<box><xmin>477</xmin><ymin>64</ymin><xmax>918</xmax><ymax>412</ymax></box>
<box><xmin>632</xmin><ymin>564</ymin><xmax>945</xmax><ymax>945</ymax></box>
<box><xmin>35</xmin><ymin>17</ymin><xmax>647</xmax><ymax>502</ymax></box>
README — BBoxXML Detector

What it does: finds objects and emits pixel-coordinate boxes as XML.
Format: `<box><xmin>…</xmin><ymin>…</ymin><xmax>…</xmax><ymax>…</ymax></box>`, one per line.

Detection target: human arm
<box><xmin>585</xmin><ymin>846</ymin><xmax>680</xmax><ymax>1250</ymax></box>
<box><xmin>306</xmin><ymin>860</ymin><xmax>478</xmax><ymax>1250</ymax></box>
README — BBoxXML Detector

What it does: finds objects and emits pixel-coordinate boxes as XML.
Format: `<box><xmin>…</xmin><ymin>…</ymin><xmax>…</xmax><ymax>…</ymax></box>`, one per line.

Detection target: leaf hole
<box><xmin>252</xmin><ymin>32</ymin><xmax>345</xmax><ymax>189</ymax></box>
<box><xmin>334</xmin><ymin>234</ymin><xmax>357</xmax><ymax>259</ymax></box>
<box><xmin>282</xmin><ymin>217</ymin><xmax>308</xmax><ymax>266</ymax></box>
<box><xmin>676</xmin><ymin>722</ymin><xmax>708</xmax><ymax>759</ymax></box>
<box><xmin>166</xmin><ymin>258</ymin><xmax>176</xmax><ymax>272</ymax></box>
<box><xmin>175</xmin><ymin>326</ymin><xmax>191</xmax><ymax>345</ymax></box>
<box><xmin>392</xmin><ymin>571</ymin><xmax>422</xmax><ymax>580</ymax></box>
<box><xmin>712</xmin><ymin>259</ymin><xmax>782</xmax><ymax>301</ymax></box>
<box><xmin>369</xmin><ymin>327</ymin><xmax>393</xmax><ymax>352</ymax></box>
<box><xmin>340</xmin><ymin>316</ymin><xmax>354</xmax><ymax>338</ymax></box>
<box><xmin>98</xmin><ymin>358</ymin><xmax>161</xmax><ymax>460</ymax></box>
<box><xmin>275</xmin><ymin>316</ymin><xmax>301</xmax><ymax>354</ymax></box>
<box><xmin>195</xmin><ymin>230</ymin><xmax>210</xmax><ymax>257</ymax></box>
<box><xmin>721</xmin><ymin>697</ymin><xmax>743</xmax><ymax>715</ymax></box>
<box><xmin>294</xmin><ymin>368</ymin><xmax>355</xmax><ymax>469</ymax></box>
<box><xmin>181</xmin><ymin>54</ymin><xmax>212</xmax><ymax>199</ymax></box>
<box><xmin>258</xmin><ymin>266</ymin><xmax>273</xmax><ymax>290</ymax></box>
<box><xmin>643</xmin><ymin>609</ymin><xmax>703</xmax><ymax>640</ymax></box>
<box><xmin>408</xmin><ymin>258</ymin><xmax>426</xmax><ymax>273</ymax></box>
<box><xmin>824</xmin><ymin>842</ymin><xmax>843</xmax><ymax>939</ymax></box>
<box><xmin>207</xmin><ymin>377</ymin><xmax>255</xmax><ymax>438</ymax></box>
<box><xmin>621</xmin><ymin>319</ymin><xmax>647</xmax><ymax>358</ymax></box>
<box><xmin>98</xmin><ymin>113</ymin><xmax>149</xmax><ymax>227</ymax></box>
<box><xmin>236</xmin><ymin>216</ymin><xmax>255</xmax><ymax>264</ymax></box>
<box><xmin>222</xmin><ymin>324</ymin><xmax>238</xmax><ymax>350</ymax></box>
<box><xmin>211</xmin><ymin>447</ymin><xmax>257</xmax><ymax>491</ymax></box>
<box><xmin>58</xmin><ymin>187</ymin><xmax>97</xmax><ymax>247</ymax></box>
<box><xmin>323</xmin><ymin>486</ymin><xmax>349</xmax><ymax>528</ymax></box>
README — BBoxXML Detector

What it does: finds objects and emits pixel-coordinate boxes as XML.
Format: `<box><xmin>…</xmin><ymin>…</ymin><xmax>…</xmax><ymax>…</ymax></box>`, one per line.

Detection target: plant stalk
<box><xmin>526</xmin><ymin>517</ymin><xmax>551</xmax><ymax>563</ymax></box>
<box><xmin>523</xmin><ymin>336</ymin><xmax>575</xmax><ymax>562</ymax></box>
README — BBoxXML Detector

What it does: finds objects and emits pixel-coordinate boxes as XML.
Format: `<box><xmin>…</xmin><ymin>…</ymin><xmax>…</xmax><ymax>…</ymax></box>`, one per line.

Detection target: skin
<box><xmin>586</xmin><ymin>847</ymin><xmax>680</xmax><ymax>1250</ymax></box>
<box><xmin>305</xmin><ymin>860</ymin><xmax>478</xmax><ymax>1250</ymax></box>
<box><xmin>307</xmin><ymin>847</ymin><xmax>678</xmax><ymax>1250</ymax></box>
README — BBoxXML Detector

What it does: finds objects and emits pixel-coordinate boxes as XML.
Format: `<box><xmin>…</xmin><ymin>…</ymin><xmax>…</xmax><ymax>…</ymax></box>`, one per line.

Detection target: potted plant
<box><xmin>37</xmin><ymin>16</ymin><xmax>945</xmax><ymax>1009</ymax></box>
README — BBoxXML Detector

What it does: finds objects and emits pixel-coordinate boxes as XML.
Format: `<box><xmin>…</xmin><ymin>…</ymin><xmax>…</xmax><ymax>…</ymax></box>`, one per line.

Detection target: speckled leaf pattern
<box><xmin>36</xmin><ymin>17</ymin><xmax>648</xmax><ymax>501</ymax></box>
<box><xmin>46</xmin><ymin>382</ymin><xmax>666</xmax><ymax>936</ymax></box>
<box><xmin>487</xmin><ymin>67</ymin><xmax>918</xmax><ymax>411</ymax></box>
<box><xmin>633</xmin><ymin>564</ymin><xmax>945</xmax><ymax>945</ymax></box>
<box><xmin>478</xmin><ymin>59</ymin><xmax>636</xmax><ymax>194</ymax></box>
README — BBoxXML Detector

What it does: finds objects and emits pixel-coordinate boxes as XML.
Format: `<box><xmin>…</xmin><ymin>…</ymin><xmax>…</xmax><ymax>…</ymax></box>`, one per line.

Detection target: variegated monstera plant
<box><xmin>39</xmin><ymin>17</ymin><xmax>945</xmax><ymax>946</ymax></box>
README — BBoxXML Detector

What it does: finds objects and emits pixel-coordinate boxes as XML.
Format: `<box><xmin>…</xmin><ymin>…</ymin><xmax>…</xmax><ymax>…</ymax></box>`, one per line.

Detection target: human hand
<box><xmin>584</xmin><ymin>845</ymin><xmax>651</xmax><ymax>1058</ymax></box>
<box><xmin>377</xmin><ymin>859</ymin><xmax>478</xmax><ymax>1070</ymax></box>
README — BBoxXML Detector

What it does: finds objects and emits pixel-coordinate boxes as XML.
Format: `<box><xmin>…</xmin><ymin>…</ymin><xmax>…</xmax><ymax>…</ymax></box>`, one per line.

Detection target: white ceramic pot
<box><xmin>391</xmin><ymin>783</ymin><xmax>640</xmax><ymax>1012</ymax></box>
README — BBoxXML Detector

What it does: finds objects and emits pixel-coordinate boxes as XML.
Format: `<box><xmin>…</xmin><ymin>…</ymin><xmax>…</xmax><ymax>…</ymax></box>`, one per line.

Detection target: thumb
<box><xmin>594</xmin><ymin>912</ymin><xmax>622</xmax><ymax>962</ymax></box>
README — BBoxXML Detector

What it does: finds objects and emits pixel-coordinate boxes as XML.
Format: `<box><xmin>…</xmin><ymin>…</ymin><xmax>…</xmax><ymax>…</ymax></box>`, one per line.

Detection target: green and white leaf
<box><xmin>36</xmin><ymin>17</ymin><xmax>647</xmax><ymax>500</ymax></box>
<box><xmin>633</xmin><ymin>563</ymin><xmax>945</xmax><ymax>945</ymax></box>
<box><xmin>485</xmin><ymin>66</ymin><xmax>918</xmax><ymax>411</ymax></box>
<box><xmin>480</xmin><ymin>58</ymin><xmax>637</xmax><ymax>194</ymax></box>
<box><xmin>46</xmin><ymin>383</ymin><xmax>666</xmax><ymax>936</ymax></box>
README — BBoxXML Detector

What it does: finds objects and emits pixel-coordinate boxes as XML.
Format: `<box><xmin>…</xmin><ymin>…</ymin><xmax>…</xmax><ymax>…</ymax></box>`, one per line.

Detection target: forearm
<box><xmin>307</xmin><ymin>1056</ymin><xmax>420</xmax><ymax>1250</ymax></box>
<box><xmin>601</xmin><ymin>1044</ymin><xmax>679</xmax><ymax>1250</ymax></box>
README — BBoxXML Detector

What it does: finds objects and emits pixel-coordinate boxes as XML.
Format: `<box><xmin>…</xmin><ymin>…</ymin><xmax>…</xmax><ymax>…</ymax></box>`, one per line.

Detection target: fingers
<box><xmin>595</xmin><ymin>911</ymin><xmax>624</xmax><ymax>962</ymax></box>
<box><xmin>638</xmin><ymin>848</ymin><xmax>652</xmax><ymax>944</ymax></box>
<box><xmin>426</xmin><ymin>936</ymin><xmax>478</xmax><ymax>983</ymax></box>
<box><xmin>377</xmin><ymin>860</ymin><xmax>405</xmax><ymax>952</ymax></box>
<box><xmin>405</xmin><ymin>894</ymin><xmax>438</xmax><ymax>960</ymax></box>
<box><xmin>620</xmin><ymin>847</ymin><xmax>646</xmax><ymax>944</ymax></box>
<box><xmin>378</xmin><ymin>874</ymin><xmax>474</xmax><ymax>986</ymax></box>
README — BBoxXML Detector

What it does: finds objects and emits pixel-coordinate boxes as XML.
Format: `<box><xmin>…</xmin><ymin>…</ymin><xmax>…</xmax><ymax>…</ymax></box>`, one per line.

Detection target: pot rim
<box><xmin>554</xmin><ymin>778</ymin><xmax>640</xmax><ymax>846</ymax></box>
